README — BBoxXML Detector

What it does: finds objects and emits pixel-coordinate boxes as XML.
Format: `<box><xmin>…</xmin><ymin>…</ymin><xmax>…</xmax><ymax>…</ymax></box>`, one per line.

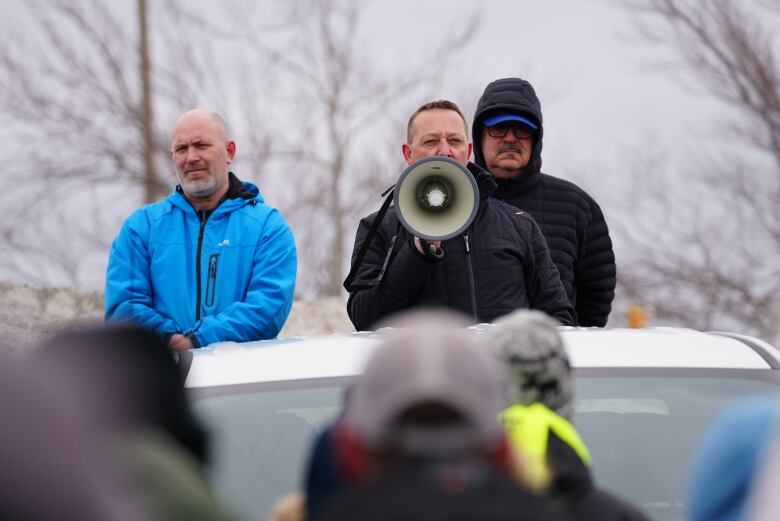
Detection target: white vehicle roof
<box><xmin>185</xmin><ymin>327</ymin><xmax>780</xmax><ymax>389</ymax></box>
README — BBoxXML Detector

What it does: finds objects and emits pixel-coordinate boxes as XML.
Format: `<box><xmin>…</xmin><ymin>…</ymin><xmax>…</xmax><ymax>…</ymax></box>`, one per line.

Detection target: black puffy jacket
<box><xmin>344</xmin><ymin>162</ymin><xmax>574</xmax><ymax>330</ymax></box>
<box><xmin>473</xmin><ymin>78</ymin><xmax>616</xmax><ymax>327</ymax></box>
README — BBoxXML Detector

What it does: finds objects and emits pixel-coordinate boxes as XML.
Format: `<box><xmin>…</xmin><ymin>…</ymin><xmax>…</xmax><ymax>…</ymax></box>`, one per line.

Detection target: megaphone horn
<box><xmin>394</xmin><ymin>157</ymin><xmax>479</xmax><ymax>241</ymax></box>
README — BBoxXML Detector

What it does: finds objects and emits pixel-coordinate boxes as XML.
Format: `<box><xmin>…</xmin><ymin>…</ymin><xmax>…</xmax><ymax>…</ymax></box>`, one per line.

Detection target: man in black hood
<box><xmin>473</xmin><ymin>78</ymin><xmax>616</xmax><ymax>326</ymax></box>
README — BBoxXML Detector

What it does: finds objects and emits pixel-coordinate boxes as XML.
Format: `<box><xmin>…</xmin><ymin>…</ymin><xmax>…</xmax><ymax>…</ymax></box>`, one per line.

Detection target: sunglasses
<box><xmin>486</xmin><ymin>123</ymin><xmax>535</xmax><ymax>140</ymax></box>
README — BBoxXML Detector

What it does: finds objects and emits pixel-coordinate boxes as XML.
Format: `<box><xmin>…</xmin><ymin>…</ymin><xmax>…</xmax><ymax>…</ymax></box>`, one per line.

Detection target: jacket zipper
<box><xmin>205</xmin><ymin>254</ymin><xmax>220</xmax><ymax>307</ymax></box>
<box><xmin>463</xmin><ymin>234</ymin><xmax>478</xmax><ymax>321</ymax></box>
<box><xmin>195</xmin><ymin>210</ymin><xmax>208</xmax><ymax>321</ymax></box>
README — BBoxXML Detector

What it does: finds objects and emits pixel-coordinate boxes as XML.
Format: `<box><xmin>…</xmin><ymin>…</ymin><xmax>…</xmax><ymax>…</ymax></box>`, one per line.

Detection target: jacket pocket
<box><xmin>205</xmin><ymin>253</ymin><xmax>220</xmax><ymax>307</ymax></box>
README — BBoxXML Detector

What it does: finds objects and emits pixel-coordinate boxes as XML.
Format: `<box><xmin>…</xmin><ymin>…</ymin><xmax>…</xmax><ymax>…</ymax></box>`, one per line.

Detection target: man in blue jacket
<box><xmin>105</xmin><ymin>109</ymin><xmax>296</xmax><ymax>350</ymax></box>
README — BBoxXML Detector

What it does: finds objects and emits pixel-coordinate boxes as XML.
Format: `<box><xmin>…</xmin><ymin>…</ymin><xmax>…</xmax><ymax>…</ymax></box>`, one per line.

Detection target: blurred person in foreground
<box><xmin>473</xmin><ymin>78</ymin><xmax>616</xmax><ymax>326</ymax></box>
<box><xmin>744</xmin><ymin>398</ymin><xmax>780</xmax><ymax>521</ymax></box>
<box><xmin>310</xmin><ymin>310</ymin><xmax>569</xmax><ymax>521</ymax></box>
<box><xmin>32</xmin><ymin>324</ymin><xmax>238</xmax><ymax>521</ymax></box>
<box><xmin>105</xmin><ymin>109</ymin><xmax>297</xmax><ymax>350</ymax></box>
<box><xmin>487</xmin><ymin>309</ymin><xmax>649</xmax><ymax>520</ymax></box>
<box><xmin>0</xmin><ymin>348</ymin><xmax>141</xmax><ymax>521</ymax></box>
<box><xmin>688</xmin><ymin>396</ymin><xmax>780</xmax><ymax>521</ymax></box>
<box><xmin>344</xmin><ymin>99</ymin><xmax>574</xmax><ymax>330</ymax></box>
<box><xmin>298</xmin><ymin>387</ymin><xmax>354</xmax><ymax>520</ymax></box>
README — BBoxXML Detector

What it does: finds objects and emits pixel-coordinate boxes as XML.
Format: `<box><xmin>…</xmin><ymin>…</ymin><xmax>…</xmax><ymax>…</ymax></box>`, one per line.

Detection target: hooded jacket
<box><xmin>105</xmin><ymin>173</ymin><xmax>296</xmax><ymax>346</ymax></box>
<box><xmin>344</xmin><ymin>162</ymin><xmax>574</xmax><ymax>330</ymax></box>
<box><xmin>473</xmin><ymin>78</ymin><xmax>616</xmax><ymax>326</ymax></box>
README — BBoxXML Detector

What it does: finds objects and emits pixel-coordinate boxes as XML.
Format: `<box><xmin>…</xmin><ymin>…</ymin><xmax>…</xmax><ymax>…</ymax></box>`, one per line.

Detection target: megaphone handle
<box><xmin>343</xmin><ymin>188</ymin><xmax>395</xmax><ymax>292</ymax></box>
<box><xmin>413</xmin><ymin>237</ymin><xmax>444</xmax><ymax>259</ymax></box>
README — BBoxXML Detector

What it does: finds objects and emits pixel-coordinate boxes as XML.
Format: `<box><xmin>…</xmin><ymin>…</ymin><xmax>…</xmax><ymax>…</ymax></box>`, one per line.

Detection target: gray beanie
<box><xmin>486</xmin><ymin>310</ymin><xmax>574</xmax><ymax>419</ymax></box>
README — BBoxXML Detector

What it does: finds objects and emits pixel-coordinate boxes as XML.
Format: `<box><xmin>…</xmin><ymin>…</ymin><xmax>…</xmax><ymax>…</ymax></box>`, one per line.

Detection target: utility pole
<box><xmin>139</xmin><ymin>0</ymin><xmax>157</xmax><ymax>203</ymax></box>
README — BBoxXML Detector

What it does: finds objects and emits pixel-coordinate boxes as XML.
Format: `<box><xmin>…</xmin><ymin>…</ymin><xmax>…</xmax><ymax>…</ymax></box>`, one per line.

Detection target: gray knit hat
<box><xmin>486</xmin><ymin>310</ymin><xmax>574</xmax><ymax>419</ymax></box>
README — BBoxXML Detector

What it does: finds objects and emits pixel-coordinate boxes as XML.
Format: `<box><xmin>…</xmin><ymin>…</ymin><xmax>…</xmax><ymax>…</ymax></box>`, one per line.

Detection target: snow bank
<box><xmin>0</xmin><ymin>283</ymin><xmax>354</xmax><ymax>352</ymax></box>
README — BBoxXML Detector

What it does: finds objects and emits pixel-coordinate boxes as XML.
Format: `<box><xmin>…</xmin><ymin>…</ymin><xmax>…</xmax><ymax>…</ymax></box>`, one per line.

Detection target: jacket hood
<box><xmin>472</xmin><ymin>78</ymin><xmax>544</xmax><ymax>179</ymax></box>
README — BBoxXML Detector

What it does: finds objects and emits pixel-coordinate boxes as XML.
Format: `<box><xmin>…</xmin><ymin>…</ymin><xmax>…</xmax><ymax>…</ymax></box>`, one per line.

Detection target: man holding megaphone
<box><xmin>343</xmin><ymin>100</ymin><xmax>574</xmax><ymax>330</ymax></box>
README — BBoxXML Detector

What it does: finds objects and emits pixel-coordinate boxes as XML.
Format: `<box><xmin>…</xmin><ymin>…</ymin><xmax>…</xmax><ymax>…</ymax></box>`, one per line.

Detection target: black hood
<box><xmin>472</xmin><ymin>78</ymin><xmax>544</xmax><ymax>180</ymax></box>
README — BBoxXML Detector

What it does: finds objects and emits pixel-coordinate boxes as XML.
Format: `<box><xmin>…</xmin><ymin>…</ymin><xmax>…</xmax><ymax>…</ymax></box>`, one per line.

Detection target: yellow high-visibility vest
<box><xmin>500</xmin><ymin>403</ymin><xmax>591</xmax><ymax>491</ymax></box>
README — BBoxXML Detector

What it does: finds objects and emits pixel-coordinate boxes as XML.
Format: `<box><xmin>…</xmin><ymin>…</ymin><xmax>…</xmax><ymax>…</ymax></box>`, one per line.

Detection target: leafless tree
<box><xmin>0</xmin><ymin>0</ymin><xmax>172</xmax><ymax>287</ymax></box>
<box><xmin>1</xmin><ymin>1</ymin><xmax>166</xmax><ymax>202</ymax></box>
<box><xmin>0</xmin><ymin>0</ymin><xmax>480</xmax><ymax>301</ymax></box>
<box><xmin>0</xmin><ymin>0</ymin><xmax>279</xmax><ymax>288</ymax></box>
<box><xmin>614</xmin><ymin>0</ymin><xmax>780</xmax><ymax>338</ymax></box>
<box><xmin>191</xmin><ymin>0</ymin><xmax>482</xmax><ymax>297</ymax></box>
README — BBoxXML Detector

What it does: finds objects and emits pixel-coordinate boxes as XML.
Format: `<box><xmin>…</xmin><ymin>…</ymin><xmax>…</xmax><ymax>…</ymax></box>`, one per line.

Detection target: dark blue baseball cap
<box><xmin>483</xmin><ymin>113</ymin><xmax>539</xmax><ymax>130</ymax></box>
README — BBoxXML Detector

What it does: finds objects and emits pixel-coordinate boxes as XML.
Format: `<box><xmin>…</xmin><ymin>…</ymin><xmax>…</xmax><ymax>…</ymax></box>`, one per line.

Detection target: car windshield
<box><xmin>192</xmin><ymin>380</ymin><xmax>348</xmax><ymax>520</ymax></box>
<box><xmin>190</xmin><ymin>369</ymin><xmax>780</xmax><ymax>521</ymax></box>
<box><xmin>574</xmin><ymin>369</ymin><xmax>780</xmax><ymax>521</ymax></box>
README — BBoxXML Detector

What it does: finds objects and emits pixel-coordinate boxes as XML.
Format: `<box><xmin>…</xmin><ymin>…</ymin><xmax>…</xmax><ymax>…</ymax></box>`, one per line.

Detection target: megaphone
<box><xmin>394</xmin><ymin>156</ymin><xmax>479</xmax><ymax>241</ymax></box>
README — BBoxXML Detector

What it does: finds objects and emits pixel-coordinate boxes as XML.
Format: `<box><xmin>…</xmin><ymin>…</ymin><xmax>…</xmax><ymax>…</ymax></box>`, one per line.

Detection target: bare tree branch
<box><xmin>226</xmin><ymin>0</ymin><xmax>482</xmax><ymax>296</ymax></box>
<box><xmin>612</xmin><ymin>0</ymin><xmax>780</xmax><ymax>339</ymax></box>
<box><xmin>0</xmin><ymin>0</ymin><xmax>481</xmax><ymax>304</ymax></box>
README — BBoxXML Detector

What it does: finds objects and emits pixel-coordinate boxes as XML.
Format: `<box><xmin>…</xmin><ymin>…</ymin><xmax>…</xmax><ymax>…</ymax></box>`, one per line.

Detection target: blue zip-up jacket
<box><xmin>105</xmin><ymin>176</ymin><xmax>296</xmax><ymax>347</ymax></box>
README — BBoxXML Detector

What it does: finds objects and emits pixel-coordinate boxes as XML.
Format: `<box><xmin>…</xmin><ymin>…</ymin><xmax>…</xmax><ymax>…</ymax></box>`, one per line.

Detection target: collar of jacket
<box><xmin>491</xmin><ymin>168</ymin><xmax>544</xmax><ymax>198</ymax></box>
<box><xmin>171</xmin><ymin>172</ymin><xmax>261</xmax><ymax>214</ymax></box>
<box><xmin>467</xmin><ymin>161</ymin><xmax>497</xmax><ymax>201</ymax></box>
<box><xmin>224</xmin><ymin>171</ymin><xmax>257</xmax><ymax>200</ymax></box>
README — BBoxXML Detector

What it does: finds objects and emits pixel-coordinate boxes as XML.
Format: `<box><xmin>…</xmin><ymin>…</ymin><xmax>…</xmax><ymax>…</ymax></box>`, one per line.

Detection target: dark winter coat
<box><xmin>344</xmin><ymin>162</ymin><xmax>574</xmax><ymax>330</ymax></box>
<box><xmin>317</xmin><ymin>457</ymin><xmax>571</xmax><ymax>521</ymax></box>
<box><xmin>473</xmin><ymin>78</ymin><xmax>616</xmax><ymax>326</ymax></box>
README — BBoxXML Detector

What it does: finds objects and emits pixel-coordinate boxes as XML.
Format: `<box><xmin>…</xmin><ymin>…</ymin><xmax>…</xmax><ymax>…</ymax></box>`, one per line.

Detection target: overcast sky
<box><xmin>359</xmin><ymin>0</ymin><xmax>725</xmax><ymax>190</ymax></box>
<box><xmin>0</xmin><ymin>0</ymin><xmax>744</xmax><ymax>291</ymax></box>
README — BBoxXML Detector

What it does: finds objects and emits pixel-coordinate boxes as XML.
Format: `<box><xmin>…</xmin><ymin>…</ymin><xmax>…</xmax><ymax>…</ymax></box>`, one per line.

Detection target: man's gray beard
<box><xmin>179</xmin><ymin>174</ymin><xmax>219</xmax><ymax>198</ymax></box>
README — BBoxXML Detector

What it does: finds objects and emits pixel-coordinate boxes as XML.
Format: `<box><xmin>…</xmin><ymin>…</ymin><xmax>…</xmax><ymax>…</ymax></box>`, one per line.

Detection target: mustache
<box><xmin>497</xmin><ymin>144</ymin><xmax>524</xmax><ymax>154</ymax></box>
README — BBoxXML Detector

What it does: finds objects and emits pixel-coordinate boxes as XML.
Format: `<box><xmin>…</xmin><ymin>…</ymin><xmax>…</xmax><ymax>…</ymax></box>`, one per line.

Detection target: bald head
<box><xmin>171</xmin><ymin>109</ymin><xmax>230</xmax><ymax>143</ymax></box>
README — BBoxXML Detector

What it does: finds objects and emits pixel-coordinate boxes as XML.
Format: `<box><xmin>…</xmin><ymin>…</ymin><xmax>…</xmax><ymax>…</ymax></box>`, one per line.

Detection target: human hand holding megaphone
<box><xmin>394</xmin><ymin>156</ymin><xmax>480</xmax><ymax>255</ymax></box>
<box><xmin>342</xmin><ymin>156</ymin><xmax>479</xmax><ymax>293</ymax></box>
<box><xmin>413</xmin><ymin>236</ymin><xmax>442</xmax><ymax>256</ymax></box>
